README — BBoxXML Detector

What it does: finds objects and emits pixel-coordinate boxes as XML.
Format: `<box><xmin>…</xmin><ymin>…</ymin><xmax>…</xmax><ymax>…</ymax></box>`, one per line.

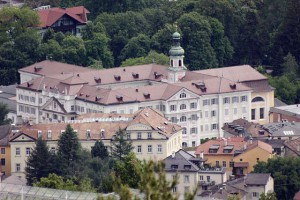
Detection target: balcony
<box><xmin>198</xmin><ymin>180</ymin><xmax>215</xmax><ymax>186</ymax></box>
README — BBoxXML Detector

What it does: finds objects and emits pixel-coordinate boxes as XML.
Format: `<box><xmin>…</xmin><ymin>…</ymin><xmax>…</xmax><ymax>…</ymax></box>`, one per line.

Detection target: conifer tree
<box><xmin>91</xmin><ymin>140</ymin><xmax>109</xmax><ymax>159</ymax></box>
<box><xmin>111</xmin><ymin>128</ymin><xmax>133</xmax><ymax>160</ymax></box>
<box><xmin>57</xmin><ymin>124</ymin><xmax>81</xmax><ymax>177</ymax></box>
<box><xmin>25</xmin><ymin>136</ymin><xmax>52</xmax><ymax>185</ymax></box>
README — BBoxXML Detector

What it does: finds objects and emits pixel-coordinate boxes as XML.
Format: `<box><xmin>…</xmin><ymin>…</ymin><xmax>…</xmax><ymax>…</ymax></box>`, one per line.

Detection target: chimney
<box><xmin>16</xmin><ymin>115</ymin><xmax>23</xmax><ymax>125</ymax></box>
<box><xmin>200</xmin><ymin>151</ymin><xmax>204</xmax><ymax>159</ymax></box>
<box><xmin>244</xmin><ymin>143</ymin><xmax>247</xmax><ymax>150</ymax></box>
<box><xmin>172</xmin><ymin>151</ymin><xmax>175</xmax><ymax>158</ymax></box>
<box><xmin>224</xmin><ymin>139</ymin><xmax>227</xmax><ymax>146</ymax></box>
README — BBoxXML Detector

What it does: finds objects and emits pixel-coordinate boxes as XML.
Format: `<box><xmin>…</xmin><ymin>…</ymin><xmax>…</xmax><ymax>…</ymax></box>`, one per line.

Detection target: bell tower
<box><xmin>167</xmin><ymin>30</ymin><xmax>186</xmax><ymax>83</ymax></box>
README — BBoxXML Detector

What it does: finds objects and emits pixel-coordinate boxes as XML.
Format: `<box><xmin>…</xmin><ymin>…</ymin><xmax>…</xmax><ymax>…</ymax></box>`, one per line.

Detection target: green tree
<box><xmin>114</xmin><ymin>152</ymin><xmax>142</xmax><ymax>188</ymax></box>
<box><xmin>111</xmin><ymin>129</ymin><xmax>133</xmax><ymax>161</ymax></box>
<box><xmin>91</xmin><ymin>140</ymin><xmax>109</xmax><ymax>159</ymax></box>
<box><xmin>151</xmin><ymin>24</ymin><xmax>176</xmax><ymax>55</ymax></box>
<box><xmin>0</xmin><ymin>103</ymin><xmax>10</xmax><ymax>125</ymax></box>
<box><xmin>39</xmin><ymin>39</ymin><xmax>64</xmax><ymax>61</ymax></box>
<box><xmin>119</xmin><ymin>34</ymin><xmax>151</xmax><ymax>62</ymax></box>
<box><xmin>121</xmin><ymin>50</ymin><xmax>169</xmax><ymax>67</ymax></box>
<box><xmin>178</xmin><ymin>12</ymin><xmax>218</xmax><ymax>70</ymax></box>
<box><xmin>57</xmin><ymin>124</ymin><xmax>81</xmax><ymax>177</ymax></box>
<box><xmin>34</xmin><ymin>173</ymin><xmax>77</xmax><ymax>191</ymax></box>
<box><xmin>259</xmin><ymin>192</ymin><xmax>277</xmax><ymax>200</ymax></box>
<box><xmin>281</xmin><ymin>53</ymin><xmax>299</xmax><ymax>77</ymax></box>
<box><xmin>25</xmin><ymin>137</ymin><xmax>52</xmax><ymax>185</ymax></box>
<box><xmin>254</xmin><ymin>157</ymin><xmax>300</xmax><ymax>200</ymax></box>
<box><xmin>139</xmin><ymin>160</ymin><xmax>178</xmax><ymax>200</ymax></box>
<box><xmin>62</xmin><ymin>35</ymin><xmax>87</xmax><ymax>66</ymax></box>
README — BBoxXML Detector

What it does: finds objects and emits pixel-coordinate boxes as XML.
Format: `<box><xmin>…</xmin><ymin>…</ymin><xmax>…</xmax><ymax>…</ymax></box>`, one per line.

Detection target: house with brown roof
<box><xmin>34</xmin><ymin>5</ymin><xmax>89</xmax><ymax>37</ymax></box>
<box><xmin>16</xmin><ymin>31</ymin><xmax>274</xmax><ymax>147</ymax></box>
<box><xmin>199</xmin><ymin>173</ymin><xmax>274</xmax><ymax>200</ymax></box>
<box><xmin>9</xmin><ymin>108</ymin><xmax>182</xmax><ymax>178</ymax></box>
<box><xmin>195</xmin><ymin>138</ymin><xmax>274</xmax><ymax>178</ymax></box>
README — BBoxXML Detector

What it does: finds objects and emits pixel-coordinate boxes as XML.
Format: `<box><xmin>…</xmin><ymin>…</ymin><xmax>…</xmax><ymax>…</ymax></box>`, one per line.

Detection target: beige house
<box><xmin>9</xmin><ymin>108</ymin><xmax>182</xmax><ymax>178</ymax></box>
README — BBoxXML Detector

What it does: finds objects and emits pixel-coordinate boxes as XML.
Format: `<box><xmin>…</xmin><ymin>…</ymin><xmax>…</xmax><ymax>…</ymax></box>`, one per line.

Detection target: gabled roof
<box><xmin>245</xmin><ymin>173</ymin><xmax>271</xmax><ymax>185</ymax></box>
<box><xmin>164</xmin><ymin>149</ymin><xmax>199</xmax><ymax>172</ymax></box>
<box><xmin>40</xmin><ymin>97</ymin><xmax>67</xmax><ymax>114</ymax></box>
<box><xmin>37</xmin><ymin>6</ymin><xmax>89</xmax><ymax>28</ymax></box>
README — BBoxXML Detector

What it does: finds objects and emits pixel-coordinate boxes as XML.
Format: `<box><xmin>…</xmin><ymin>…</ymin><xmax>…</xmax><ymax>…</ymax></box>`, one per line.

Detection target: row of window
<box><xmin>181</xmin><ymin>124</ymin><xmax>219</xmax><ymax>135</ymax></box>
<box><xmin>127</xmin><ymin>132</ymin><xmax>153</xmax><ymax>140</ymax></box>
<box><xmin>18</xmin><ymin>94</ymin><xmax>36</xmax><ymax>103</ymax></box>
<box><xmin>136</xmin><ymin>144</ymin><xmax>162</xmax><ymax>153</ymax></box>
<box><xmin>15</xmin><ymin>147</ymin><xmax>31</xmax><ymax>156</ymax></box>
<box><xmin>19</xmin><ymin>105</ymin><xmax>36</xmax><ymax>115</ymax></box>
<box><xmin>251</xmin><ymin>108</ymin><xmax>265</xmax><ymax>120</ymax></box>
<box><xmin>170</xmin><ymin>102</ymin><xmax>197</xmax><ymax>112</ymax></box>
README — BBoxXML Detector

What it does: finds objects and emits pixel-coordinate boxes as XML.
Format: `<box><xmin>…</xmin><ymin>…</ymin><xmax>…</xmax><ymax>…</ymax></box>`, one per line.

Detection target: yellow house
<box><xmin>195</xmin><ymin>137</ymin><xmax>247</xmax><ymax>174</ymax></box>
<box><xmin>9</xmin><ymin>108</ymin><xmax>183</xmax><ymax>178</ymax></box>
<box><xmin>232</xmin><ymin>140</ymin><xmax>274</xmax><ymax>176</ymax></box>
<box><xmin>0</xmin><ymin>125</ymin><xmax>12</xmax><ymax>176</ymax></box>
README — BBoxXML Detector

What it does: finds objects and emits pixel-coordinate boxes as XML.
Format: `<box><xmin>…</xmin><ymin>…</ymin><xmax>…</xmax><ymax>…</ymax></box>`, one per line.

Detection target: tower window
<box><xmin>171</xmin><ymin>60</ymin><xmax>173</xmax><ymax>67</ymax></box>
<box><xmin>179</xmin><ymin>60</ymin><xmax>182</xmax><ymax>66</ymax></box>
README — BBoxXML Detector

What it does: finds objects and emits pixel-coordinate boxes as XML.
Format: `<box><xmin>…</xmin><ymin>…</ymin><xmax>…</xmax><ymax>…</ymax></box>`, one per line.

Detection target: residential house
<box><xmin>16</xmin><ymin>32</ymin><xmax>274</xmax><ymax>147</ymax></box>
<box><xmin>9</xmin><ymin>108</ymin><xmax>182</xmax><ymax>178</ymax></box>
<box><xmin>284</xmin><ymin>137</ymin><xmax>300</xmax><ymax>157</ymax></box>
<box><xmin>270</xmin><ymin>104</ymin><xmax>300</xmax><ymax>123</ymax></box>
<box><xmin>199</xmin><ymin>173</ymin><xmax>274</xmax><ymax>200</ymax></box>
<box><xmin>163</xmin><ymin>149</ymin><xmax>226</xmax><ymax>199</ymax></box>
<box><xmin>195</xmin><ymin>138</ymin><xmax>274</xmax><ymax>177</ymax></box>
<box><xmin>232</xmin><ymin>140</ymin><xmax>273</xmax><ymax>177</ymax></box>
<box><xmin>263</xmin><ymin>121</ymin><xmax>300</xmax><ymax>140</ymax></box>
<box><xmin>195</xmin><ymin>137</ymin><xmax>247</xmax><ymax>175</ymax></box>
<box><xmin>35</xmin><ymin>6</ymin><xmax>89</xmax><ymax>37</ymax></box>
<box><xmin>0</xmin><ymin>125</ymin><xmax>12</xmax><ymax>177</ymax></box>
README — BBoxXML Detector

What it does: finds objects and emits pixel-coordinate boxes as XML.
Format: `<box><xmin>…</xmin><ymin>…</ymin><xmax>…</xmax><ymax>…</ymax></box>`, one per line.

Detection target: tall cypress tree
<box><xmin>25</xmin><ymin>137</ymin><xmax>51</xmax><ymax>185</ymax></box>
<box><xmin>111</xmin><ymin>128</ymin><xmax>133</xmax><ymax>161</ymax></box>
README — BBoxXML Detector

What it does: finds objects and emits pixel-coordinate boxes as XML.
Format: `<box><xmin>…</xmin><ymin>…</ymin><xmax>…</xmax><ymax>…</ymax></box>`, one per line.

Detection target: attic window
<box><xmin>94</xmin><ymin>76</ymin><xmax>101</xmax><ymax>83</ymax></box>
<box><xmin>116</xmin><ymin>95</ymin><xmax>123</xmax><ymax>101</ymax></box>
<box><xmin>27</xmin><ymin>81</ymin><xmax>33</xmax><ymax>87</ymax></box>
<box><xmin>230</xmin><ymin>83</ymin><xmax>236</xmax><ymax>89</ymax></box>
<box><xmin>79</xmin><ymin>93</ymin><xmax>84</xmax><ymax>96</ymax></box>
<box><xmin>114</xmin><ymin>75</ymin><xmax>121</xmax><ymax>81</ymax></box>
<box><xmin>37</xmin><ymin>130</ymin><xmax>42</xmax><ymax>138</ymax></box>
<box><xmin>100</xmin><ymin>129</ymin><xmax>105</xmax><ymax>138</ymax></box>
<box><xmin>86</xmin><ymin>94</ymin><xmax>90</xmax><ymax>97</ymax></box>
<box><xmin>154</xmin><ymin>72</ymin><xmax>162</xmax><ymax>79</ymax></box>
<box><xmin>95</xmin><ymin>96</ymin><xmax>101</xmax><ymax>101</ymax></box>
<box><xmin>223</xmin><ymin>145</ymin><xmax>234</xmax><ymax>153</ymax></box>
<box><xmin>34</xmin><ymin>66</ymin><xmax>43</xmax><ymax>72</ymax></box>
<box><xmin>143</xmin><ymin>92</ymin><xmax>150</xmax><ymax>99</ymax></box>
<box><xmin>132</xmin><ymin>73</ymin><xmax>139</xmax><ymax>79</ymax></box>
<box><xmin>259</xmin><ymin>130</ymin><xmax>265</xmax><ymax>135</ymax></box>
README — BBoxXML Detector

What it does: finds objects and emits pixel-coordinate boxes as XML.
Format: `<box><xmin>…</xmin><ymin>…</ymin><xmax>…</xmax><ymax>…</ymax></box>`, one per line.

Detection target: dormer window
<box><xmin>86</xmin><ymin>129</ymin><xmax>91</xmax><ymax>139</ymax></box>
<box><xmin>223</xmin><ymin>145</ymin><xmax>234</xmax><ymax>153</ymax></box>
<box><xmin>193</xmin><ymin>82</ymin><xmax>207</xmax><ymax>92</ymax></box>
<box><xmin>95</xmin><ymin>96</ymin><xmax>101</xmax><ymax>101</ymax></box>
<box><xmin>47</xmin><ymin>130</ymin><xmax>52</xmax><ymax>139</ymax></box>
<box><xmin>132</xmin><ymin>73</ymin><xmax>139</xmax><ymax>79</ymax></box>
<box><xmin>27</xmin><ymin>81</ymin><xmax>33</xmax><ymax>87</ymax></box>
<box><xmin>184</xmin><ymin>165</ymin><xmax>191</xmax><ymax>170</ymax></box>
<box><xmin>37</xmin><ymin>130</ymin><xmax>42</xmax><ymax>138</ymax></box>
<box><xmin>114</xmin><ymin>75</ymin><xmax>121</xmax><ymax>81</ymax></box>
<box><xmin>154</xmin><ymin>72</ymin><xmax>162</xmax><ymax>79</ymax></box>
<box><xmin>209</xmin><ymin>145</ymin><xmax>220</xmax><ymax>153</ymax></box>
<box><xmin>171</xmin><ymin>165</ymin><xmax>178</xmax><ymax>170</ymax></box>
<box><xmin>230</xmin><ymin>83</ymin><xmax>236</xmax><ymax>89</ymax></box>
<box><xmin>94</xmin><ymin>76</ymin><xmax>101</xmax><ymax>83</ymax></box>
<box><xmin>143</xmin><ymin>93</ymin><xmax>150</xmax><ymax>99</ymax></box>
<box><xmin>116</xmin><ymin>95</ymin><xmax>123</xmax><ymax>101</ymax></box>
<box><xmin>34</xmin><ymin>66</ymin><xmax>43</xmax><ymax>72</ymax></box>
<box><xmin>101</xmin><ymin>129</ymin><xmax>105</xmax><ymax>138</ymax></box>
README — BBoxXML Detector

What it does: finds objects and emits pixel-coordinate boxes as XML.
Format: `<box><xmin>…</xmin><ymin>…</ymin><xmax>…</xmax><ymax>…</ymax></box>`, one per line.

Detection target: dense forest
<box><xmin>0</xmin><ymin>0</ymin><xmax>300</xmax><ymax>104</ymax></box>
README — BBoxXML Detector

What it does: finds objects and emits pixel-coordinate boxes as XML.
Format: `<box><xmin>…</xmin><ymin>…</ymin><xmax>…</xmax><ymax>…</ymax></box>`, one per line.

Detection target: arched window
<box><xmin>180</xmin><ymin>116</ymin><xmax>187</xmax><ymax>122</ymax></box>
<box><xmin>182</xmin><ymin>142</ymin><xmax>188</xmax><ymax>148</ymax></box>
<box><xmin>171</xmin><ymin>60</ymin><xmax>173</xmax><ymax>67</ymax></box>
<box><xmin>182</xmin><ymin>128</ymin><xmax>187</xmax><ymax>134</ymax></box>
<box><xmin>251</xmin><ymin>97</ymin><xmax>264</xmax><ymax>102</ymax></box>
<box><xmin>180</xmin><ymin>93</ymin><xmax>186</xmax><ymax>98</ymax></box>
<box><xmin>179</xmin><ymin>60</ymin><xmax>182</xmax><ymax>66</ymax></box>
<box><xmin>180</xmin><ymin>104</ymin><xmax>186</xmax><ymax>110</ymax></box>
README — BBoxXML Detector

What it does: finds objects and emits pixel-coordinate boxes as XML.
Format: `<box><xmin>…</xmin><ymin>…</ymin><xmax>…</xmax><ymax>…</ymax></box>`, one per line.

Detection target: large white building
<box><xmin>16</xmin><ymin>32</ymin><xmax>274</xmax><ymax>147</ymax></box>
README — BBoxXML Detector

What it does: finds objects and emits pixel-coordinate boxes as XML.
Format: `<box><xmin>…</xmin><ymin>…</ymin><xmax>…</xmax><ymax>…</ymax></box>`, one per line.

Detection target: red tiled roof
<box><xmin>37</xmin><ymin>6</ymin><xmax>89</xmax><ymax>28</ymax></box>
<box><xmin>195</xmin><ymin>137</ymin><xmax>247</xmax><ymax>155</ymax></box>
<box><xmin>195</xmin><ymin>65</ymin><xmax>267</xmax><ymax>82</ymax></box>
